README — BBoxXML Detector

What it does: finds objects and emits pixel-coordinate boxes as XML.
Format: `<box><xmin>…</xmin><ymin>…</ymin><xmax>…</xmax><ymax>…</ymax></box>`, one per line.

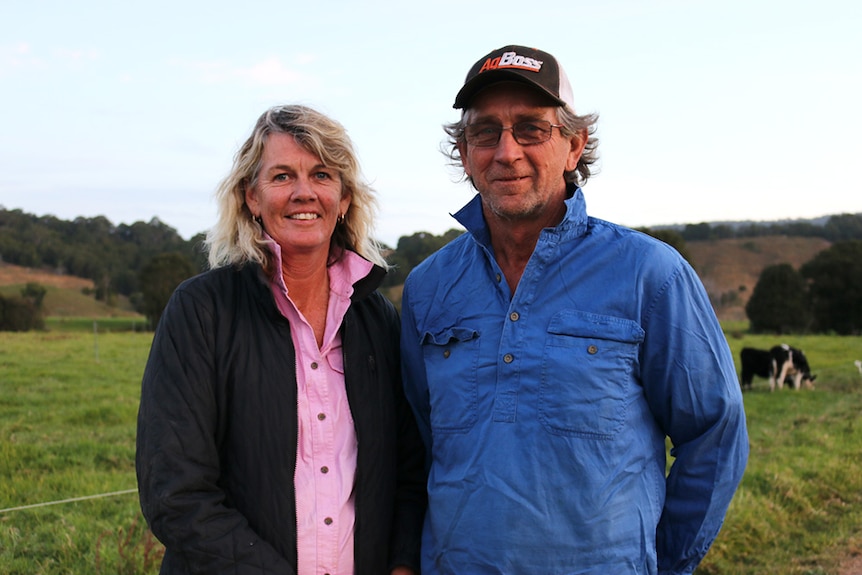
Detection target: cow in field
<box><xmin>740</xmin><ymin>344</ymin><xmax>816</xmax><ymax>392</ymax></box>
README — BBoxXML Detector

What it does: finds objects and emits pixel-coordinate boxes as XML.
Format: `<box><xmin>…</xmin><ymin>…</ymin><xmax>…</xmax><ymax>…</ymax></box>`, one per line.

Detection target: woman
<box><xmin>136</xmin><ymin>105</ymin><xmax>426</xmax><ymax>575</ymax></box>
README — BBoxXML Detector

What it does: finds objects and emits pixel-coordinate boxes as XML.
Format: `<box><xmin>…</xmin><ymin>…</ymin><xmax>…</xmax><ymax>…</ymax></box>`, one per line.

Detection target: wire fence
<box><xmin>0</xmin><ymin>488</ymin><xmax>138</xmax><ymax>514</ymax></box>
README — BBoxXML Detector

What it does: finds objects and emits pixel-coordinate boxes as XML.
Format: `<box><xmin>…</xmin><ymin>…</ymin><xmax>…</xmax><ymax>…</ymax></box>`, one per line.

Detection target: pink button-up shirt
<box><xmin>267</xmin><ymin>242</ymin><xmax>374</xmax><ymax>575</ymax></box>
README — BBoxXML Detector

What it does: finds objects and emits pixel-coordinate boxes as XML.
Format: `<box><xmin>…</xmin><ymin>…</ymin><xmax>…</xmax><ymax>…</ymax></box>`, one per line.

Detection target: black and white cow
<box><xmin>739</xmin><ymin>344</ymin><xmax>816</xmax><ymax>391</ymax></box>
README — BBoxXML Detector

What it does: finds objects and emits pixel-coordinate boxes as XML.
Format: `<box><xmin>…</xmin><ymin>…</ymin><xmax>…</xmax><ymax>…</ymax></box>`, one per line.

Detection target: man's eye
<box><xmin>475</xmin><ymin>125</ymin><xmax>499</xmax><ymax>136</ymax></box>
<box><xmin>274</xmin><ymin>173</ymin><xmax>288</xmax><ymax>181</ymax></box>
<box><xmin>518</xmin><ymin>123</ymin><xmax>542</xmax><ymax>134</ymax></box>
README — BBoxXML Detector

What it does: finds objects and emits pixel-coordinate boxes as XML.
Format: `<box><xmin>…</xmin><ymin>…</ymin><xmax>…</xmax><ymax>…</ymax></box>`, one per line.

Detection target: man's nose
<box><xmin>493</xmin><ymin>128</ymin><xmax>523</xmax><ymax>160</ymax></box>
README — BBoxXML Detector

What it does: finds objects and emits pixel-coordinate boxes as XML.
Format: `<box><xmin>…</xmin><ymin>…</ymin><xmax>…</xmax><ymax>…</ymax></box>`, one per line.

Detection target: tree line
<box><xmin>2</xmin><ymin>208</ymin><xmax>862</xmax><ymax>332</ymax></box>
<box><xmin>744</xmin><ymin>241</ymin><xmax>862</xmax><ymax>335</ymax></box>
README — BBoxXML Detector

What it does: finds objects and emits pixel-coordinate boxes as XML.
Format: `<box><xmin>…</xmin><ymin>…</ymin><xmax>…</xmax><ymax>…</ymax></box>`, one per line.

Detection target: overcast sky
<box><xmin>2</xmin><ymin>0</ymin><xmax>860</xmax><ymax>246</ymax></box>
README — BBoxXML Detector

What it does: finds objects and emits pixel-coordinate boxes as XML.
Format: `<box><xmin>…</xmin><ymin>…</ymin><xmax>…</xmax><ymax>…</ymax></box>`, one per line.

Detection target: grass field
<box><xmin>0</xmin><ymin>324</ymin><xmax>860</xmax><ymax>573</ymax></box>
<box><xmin>0</xmin><ymin>330</ymin><xmax>159</xmax><ymax>574</ymax></box>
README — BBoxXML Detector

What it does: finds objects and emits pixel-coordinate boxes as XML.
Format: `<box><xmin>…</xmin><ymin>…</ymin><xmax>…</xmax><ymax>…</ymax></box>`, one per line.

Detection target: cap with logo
<box><xmin>453</xmin><ymin>45</ymin><xmax>575</xmax><ymax>111</ymax></box>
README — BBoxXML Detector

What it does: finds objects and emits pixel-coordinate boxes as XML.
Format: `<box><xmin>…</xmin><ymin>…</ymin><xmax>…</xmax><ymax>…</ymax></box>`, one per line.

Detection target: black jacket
<box><xmin>136</xmin><ymin>262</ymin><xmax>426</xmax><ymax>574</ymax></box>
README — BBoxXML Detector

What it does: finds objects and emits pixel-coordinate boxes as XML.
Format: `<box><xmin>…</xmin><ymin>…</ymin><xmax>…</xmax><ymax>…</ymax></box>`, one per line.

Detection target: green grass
<box><xmin>696</xmin><ymin>330</ymin><xmax>862</xmax><ymax>574</ymax></box>
<box><xmin>1</xmin><ymin>323</ymin><xmax>860</xmax><ymax>573</ymax></box>
<box><xmin>0</xmin><ymin>330</ymin><xmax>160</xmax><ymax>574</ymax></box>
<box><xmin>43</xmin><ymin>317</ymin><xmax>148</xmax><ymax>333</ymax></box>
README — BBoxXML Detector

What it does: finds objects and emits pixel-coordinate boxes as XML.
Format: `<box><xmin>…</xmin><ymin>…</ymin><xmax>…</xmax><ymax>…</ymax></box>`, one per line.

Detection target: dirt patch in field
<box><xmin>836</xmin><ymin>538</ymin><xmax>862</xmax><ymax>575</ymax></box>
<box><xmin>0</xmin><ymin>263</ymin><xmax>93</xmax><ymax>289</ymax></box>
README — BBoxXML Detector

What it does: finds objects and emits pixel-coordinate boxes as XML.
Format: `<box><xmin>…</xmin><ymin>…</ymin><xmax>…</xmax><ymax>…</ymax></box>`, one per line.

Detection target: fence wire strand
<box><xmin>0</xmin><ymin>488</ymin><xmax>138</xmax><ymax>514</ymax></box>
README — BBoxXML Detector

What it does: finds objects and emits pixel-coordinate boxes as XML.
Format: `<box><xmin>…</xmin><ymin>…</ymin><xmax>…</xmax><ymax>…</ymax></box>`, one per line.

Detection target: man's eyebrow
<box><xmin>468</xmin><ymin>112</ymin><xmax>548</xmax><ymax>124</ymax></box>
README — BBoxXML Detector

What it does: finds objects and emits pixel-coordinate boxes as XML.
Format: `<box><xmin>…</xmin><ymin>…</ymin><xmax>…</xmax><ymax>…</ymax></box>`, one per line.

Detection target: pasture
<box><xmin>0</xmin><ymin>327</ymin><xmax>860</xmax><ymax>574</ymax></box>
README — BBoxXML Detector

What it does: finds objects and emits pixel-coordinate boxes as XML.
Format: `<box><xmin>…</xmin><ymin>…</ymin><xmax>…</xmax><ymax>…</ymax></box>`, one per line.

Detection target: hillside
<box><xmin>1</xmin><ymin>235</ymin><xmax>833</xmax><ymax>323</ymax></box>
<box><xmin>0</xmin><ymin>262</ymin><xmax>140</xmax><ymax>318</ymax></box>
<box><xmin>687</xmin><ymin>235</ymin><xmax>831</xmax><ymax>322</ymax></box>
<box><xmin>0</xmin><ymin>262</ymin><xmax>94</xmax><ymax>290</ymax></box>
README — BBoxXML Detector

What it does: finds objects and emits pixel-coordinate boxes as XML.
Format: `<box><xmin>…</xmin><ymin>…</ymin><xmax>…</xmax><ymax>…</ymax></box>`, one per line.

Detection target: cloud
<box><xmin>54</xmin><ymin>47</ymin><xmax>100</xmax><ymax>64</ymax></box>
<box><xmin>0</xmin><ymin>42</ymin><xmax>43</xmax><ymax>73</ymax></box>
<box><xmin>169</xmin><ymin>56</ymin><xmax>316</xmax><ymax>88</ymax></box>
<box><xmin>0</xmin><ymin>42</ymin><xmax>101</xmax><ymax>77</ymax></box>
<box><xmin>240</xmin><ymin>57</ymin><xmax>306</xmax><ymax>86</ymax></box>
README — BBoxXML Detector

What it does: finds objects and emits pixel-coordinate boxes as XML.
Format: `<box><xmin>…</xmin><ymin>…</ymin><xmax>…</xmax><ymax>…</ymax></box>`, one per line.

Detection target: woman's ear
<box><xmin>244</xmin><ymin>184</ymin><xmax>259</xmax><ymax>217</ymax></box>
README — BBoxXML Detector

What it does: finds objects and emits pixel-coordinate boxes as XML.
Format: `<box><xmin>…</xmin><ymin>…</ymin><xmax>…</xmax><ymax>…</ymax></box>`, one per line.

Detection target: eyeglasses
<box><xmin>463</xmin><ymin>120</ymin><xmax>564</xmax><ymax>147</ymax></box>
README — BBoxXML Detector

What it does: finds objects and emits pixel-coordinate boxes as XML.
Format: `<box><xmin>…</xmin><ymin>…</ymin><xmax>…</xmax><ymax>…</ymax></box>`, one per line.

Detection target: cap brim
<box><xmin>453</xmin><ymin>69</ymin><xmax>567</xmax><ymax>109</ymax></box>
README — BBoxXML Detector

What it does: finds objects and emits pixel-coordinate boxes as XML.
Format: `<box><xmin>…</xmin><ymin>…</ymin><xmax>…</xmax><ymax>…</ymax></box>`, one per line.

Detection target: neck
<box><xmin>281</xmin><ymin>253</ymin><xmax>330</xmax><ymax>312</ymax></box>
<box><xmin>488</xmin><ymin>223</ymin><xmax>537</xmax><ymax>294</ymax></box>
<box><xmin>486</xmin><ymin>201</ymin><xmax>566</xmax><ymax>294</ymax></box>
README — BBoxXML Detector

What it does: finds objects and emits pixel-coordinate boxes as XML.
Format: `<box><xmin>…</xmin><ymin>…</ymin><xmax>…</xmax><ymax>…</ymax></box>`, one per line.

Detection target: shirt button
<box><xmin>310</xmin><ymin>362</ymin><xmax>319</xmax><ymax>369</ymax></box>
<box><xmin>588</xmin><ymin>345</ymin><xmax>598</xmax><ymax>355</ymax></box>
<box><xmin>496</xmin><ymin>273</ymin><xmax>502</xmax><ymax>283</ymax></box>
<box><xmin>321</xmin><ymin>466</ymin><xmax>329</xmax><ymax>474</ymax></box>
<box><xmin>509</xmin><ymin>312</ymin><xmax>519</xmax><ymax>321</ymax></box>
<box><xmin>317</xmin><ymin>413</ymin><xmax>326</xmax><ymax>421</ymax></box>
<box><xmin>503</xmin><ymin>353</ymin><xmax>514</xmax><ymax>363</ymax></box>
<box><xmin>443</xmin><ymin>349</ymin><xmax>451</xmax><ymax>358</ymax></box>
<box><xmin>324</xmin><ymin>517</ymin><xmax>333</xmax><ymax>525</ymax></box>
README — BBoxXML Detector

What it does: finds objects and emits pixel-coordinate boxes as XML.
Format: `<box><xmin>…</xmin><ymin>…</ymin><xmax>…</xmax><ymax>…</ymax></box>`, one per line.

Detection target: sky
<box><xmin>2</xmin><ymin>0</ymin><xmax>860</xmax><ymax>247</ymax></box>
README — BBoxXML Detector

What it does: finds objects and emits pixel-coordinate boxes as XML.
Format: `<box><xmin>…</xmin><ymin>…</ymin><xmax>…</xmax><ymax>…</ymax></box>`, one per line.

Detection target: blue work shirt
<box><xmin>400</xmin><ymin>188</ymin><xmax>749</xmax><ymax>575</ymax></box>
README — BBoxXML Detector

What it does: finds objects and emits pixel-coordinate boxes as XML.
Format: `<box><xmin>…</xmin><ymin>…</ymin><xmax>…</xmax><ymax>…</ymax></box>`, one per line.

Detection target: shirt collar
<box><xmin>452</xmin><ymin>183</ymin><xmax>589</xmax><ymax>246</ymax></box>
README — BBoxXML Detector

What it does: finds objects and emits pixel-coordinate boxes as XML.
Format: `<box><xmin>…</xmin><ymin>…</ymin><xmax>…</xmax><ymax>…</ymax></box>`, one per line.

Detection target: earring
<box><xmin>337</xmin><ymin>213</ymin><xmax>345</xmax><ymax>225</ymax></box>
<box><xmin>254</xmin><ymin>215</ymin><xmax>263</xmax><ymax>226</ymax></box>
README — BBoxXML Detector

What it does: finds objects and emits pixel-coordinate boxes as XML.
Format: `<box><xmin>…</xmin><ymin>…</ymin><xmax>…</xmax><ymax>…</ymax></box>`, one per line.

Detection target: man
<box><xmin>400</xmin><ymin>45</ymin><xmax>749</xmax><ymax>574</ymax></box>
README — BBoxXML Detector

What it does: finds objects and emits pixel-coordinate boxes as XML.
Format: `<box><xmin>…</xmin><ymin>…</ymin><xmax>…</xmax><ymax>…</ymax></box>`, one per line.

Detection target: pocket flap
<box><xmin>421</xmin><ymin>326</ymin><xmax>479</xmax><ymax>346</ymax></box>
<box><xmin>547</xmin><ymin>310</ymin><xmax>644</xmax><ymax>344</ymax></box>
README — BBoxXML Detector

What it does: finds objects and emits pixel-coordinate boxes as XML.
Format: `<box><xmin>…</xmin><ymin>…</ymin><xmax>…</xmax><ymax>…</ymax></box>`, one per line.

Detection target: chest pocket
<box><xmin>540</xmin><ymin>310</ymin><xmax>644</xmax><ymax>439</ymax></box>
<box><xmin>421</xmin><ymin>326</ymin><xmax>480</xmax><ymax>433</ymax></box>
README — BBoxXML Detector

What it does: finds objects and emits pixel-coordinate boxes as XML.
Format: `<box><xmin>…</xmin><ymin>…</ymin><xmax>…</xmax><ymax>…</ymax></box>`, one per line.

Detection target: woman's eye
<box><xmin>315</xmin><ymin>171</ymin><xmax>333</xmax><ymax>180</ymax></box>
<box><xmin>273</xmin><ymin>173</ymin><xmax>288</xmax><ymax>182</ymax></box>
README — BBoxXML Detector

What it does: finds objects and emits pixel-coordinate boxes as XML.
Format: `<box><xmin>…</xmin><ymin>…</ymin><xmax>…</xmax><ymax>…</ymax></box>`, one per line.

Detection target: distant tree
<box><xmin>21</xmin><ymin>282</ymin><xmax>47</xmax><ymax>309</ymax></box>
<box><xmin>0</xmin><ymin>294</ymin><xmax>43</xmax><ymax>331</ymax></box>
<box><xmin>782</xmin><ymin>221</ymin><xmax>821</xmax><ymax>238</ymax></box>
<box><xmin>188</xmin><ymin>232</ymin><xmax>210</xmax><ymax>272</ymax></box>
<box><xmin>382</xmin><ymin>229</ymin><xmax>465</xmax><ymax>287</ymax></box>
<box><xmin>711</xmin><ymin>225</ymin><xmax>735</xmax><ymax>239</ymax></box>
<box><xmin>682</xmin><ymin>222</ymin><xmax>712</xmax><ymax>241</ymax></box>
<box><xmin>800</xmin><ymin>240</ymin><xmax>862</xmax><ymax>334</ymax></box>
<box><xmin>110</xmin><ymin>269</ymin><xmax>139</xmax><ymax>297</ymax></box>
<box><xmin>823</xmin><ymin>214</ymin><xmax>862</xmax><ymax>242</ymax></box>
<box><xmin>745</xmin><ymin>263</ymin><xmax>810</xmax><ymax>334</ymax></box>
<box><xmin>138</xmin><ymin>252</ymin><xmax>197</xmax><ymax>329</ymax></box>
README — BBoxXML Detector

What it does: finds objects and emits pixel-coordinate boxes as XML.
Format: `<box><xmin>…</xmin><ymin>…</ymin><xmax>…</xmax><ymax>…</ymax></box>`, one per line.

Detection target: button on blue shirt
<box><xmin>400</xmin><ymin>188</ymin><xmax>748</xmax><ymax>575</ymax></box>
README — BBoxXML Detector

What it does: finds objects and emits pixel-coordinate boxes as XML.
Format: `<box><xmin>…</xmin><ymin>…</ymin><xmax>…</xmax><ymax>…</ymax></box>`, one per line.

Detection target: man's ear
<box><xmin>458</xmin><ymin>140</ymin><xmax>472</xmax><ymax>177</ymax></box>
<box><xmin>565</xmin><ymin>128</ymin><xmax>589</xmax><ymax>172</ymax></box>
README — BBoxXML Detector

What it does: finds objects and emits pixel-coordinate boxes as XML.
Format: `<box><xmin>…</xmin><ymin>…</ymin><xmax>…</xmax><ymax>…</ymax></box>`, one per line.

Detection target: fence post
<box><xmin>93</xmin><ymin>320</ymin><xmax>100</xmax><ymax>363</ymax></box>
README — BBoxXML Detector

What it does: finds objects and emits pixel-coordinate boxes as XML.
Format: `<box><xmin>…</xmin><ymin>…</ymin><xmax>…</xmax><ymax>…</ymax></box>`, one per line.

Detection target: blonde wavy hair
<box><xmin>205</xmin><ymin>104</ymin><xmax>387</xmax><ymax>270</ymax></box>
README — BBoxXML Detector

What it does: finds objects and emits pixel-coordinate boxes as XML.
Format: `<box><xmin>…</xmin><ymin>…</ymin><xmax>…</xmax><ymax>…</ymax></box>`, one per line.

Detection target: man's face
<box><xmin>458</xmin><ymin>83</ymin><xmax>586</xmax><ymax>225</ymax></box>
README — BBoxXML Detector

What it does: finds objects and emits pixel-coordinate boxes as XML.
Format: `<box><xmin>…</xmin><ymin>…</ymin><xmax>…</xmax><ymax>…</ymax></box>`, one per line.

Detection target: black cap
<box><xmin>453</xmin><ymin>45</ymin><xmax>575</xmax><ymax>110</ymax></box>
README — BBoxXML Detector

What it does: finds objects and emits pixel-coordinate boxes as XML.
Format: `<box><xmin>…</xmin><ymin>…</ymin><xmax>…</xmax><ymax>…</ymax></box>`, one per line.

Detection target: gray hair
<box><xmin>205</xmin><ymin>104</ymin><xmax>387</xmax><ymax>270</ymax></box>
<box><xmin>442</xmin><ymin>105</ymin><xmax>600</xmax><ymax>187</ymax></box>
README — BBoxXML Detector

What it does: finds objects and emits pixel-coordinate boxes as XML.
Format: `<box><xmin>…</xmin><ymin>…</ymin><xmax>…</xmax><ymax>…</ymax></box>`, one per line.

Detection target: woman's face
<box><xmin>245</xmin><ymin>132</ymin><xmax>351</xmax><ymax>260</ymax></box>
